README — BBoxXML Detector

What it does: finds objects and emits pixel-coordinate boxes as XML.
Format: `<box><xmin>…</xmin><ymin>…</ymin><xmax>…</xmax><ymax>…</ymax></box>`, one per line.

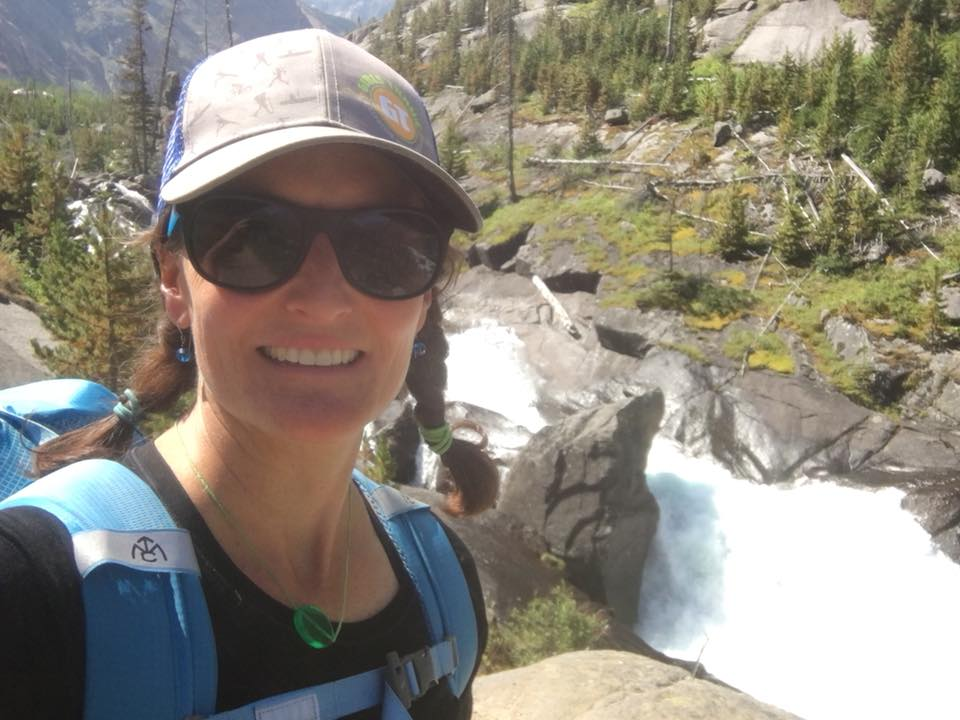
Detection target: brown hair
<box><xmin>32</xmin><ymin>215</ymin><xmax>499</xmax><ymax>514</ymax></box>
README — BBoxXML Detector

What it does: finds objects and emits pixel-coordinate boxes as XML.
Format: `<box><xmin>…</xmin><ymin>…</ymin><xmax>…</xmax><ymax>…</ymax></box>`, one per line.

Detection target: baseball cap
<box><xmin>158</xmin><ymin>28</ymin><xmax>481</xmax><ymax>233</ymax></box>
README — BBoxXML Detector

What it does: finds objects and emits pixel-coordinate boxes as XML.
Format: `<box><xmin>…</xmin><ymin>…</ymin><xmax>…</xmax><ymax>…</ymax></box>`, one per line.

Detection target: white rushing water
<box><xmin>443</xmin><ymin>321</ymin><xmax>960</xmax><ymax>720</ymax></box>
<box><xmin>640</xmin><ymin>439</ymin><xmax>960</xmax><ymax>720</ymax></box>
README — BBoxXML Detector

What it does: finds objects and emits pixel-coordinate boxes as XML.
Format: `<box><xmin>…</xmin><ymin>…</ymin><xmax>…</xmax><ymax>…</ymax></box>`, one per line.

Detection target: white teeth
<box><xmin>264</xmin><ymin>347</ymin><xmax>359</xmax><ymax>367</ymax></box>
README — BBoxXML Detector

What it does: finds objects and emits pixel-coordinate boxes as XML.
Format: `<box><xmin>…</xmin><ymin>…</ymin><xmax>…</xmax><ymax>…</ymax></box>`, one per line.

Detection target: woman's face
<box><xmin>158</xmin><ymin>145</ymin><xmax>433</xmax><ymax>444</ymax></box>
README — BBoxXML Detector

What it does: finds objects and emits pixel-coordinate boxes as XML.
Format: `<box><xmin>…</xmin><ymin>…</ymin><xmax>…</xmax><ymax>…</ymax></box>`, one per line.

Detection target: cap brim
<box><xmin>160</xmin><ymin>125</ymin><xmax>482</xmax><ymax>233</ymax></box>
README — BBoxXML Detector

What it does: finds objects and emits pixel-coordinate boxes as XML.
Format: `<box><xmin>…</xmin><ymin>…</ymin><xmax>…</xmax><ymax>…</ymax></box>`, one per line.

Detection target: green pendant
<box><xmin>293</xmin><ymin>604</ymin><xmax>338</xmax><ymax>649</ymax></box>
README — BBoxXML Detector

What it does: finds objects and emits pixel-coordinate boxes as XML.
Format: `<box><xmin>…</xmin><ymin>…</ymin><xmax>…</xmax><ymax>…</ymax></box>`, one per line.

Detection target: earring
<box><xmin>412</xmin><ymin>340</ymin><xmax>427</xmax><ymax>359</ymax></box>
<box><xmin>176</xmin><ymin>327</ymin><xmax>193</xmax><ymax>363</ymax></box>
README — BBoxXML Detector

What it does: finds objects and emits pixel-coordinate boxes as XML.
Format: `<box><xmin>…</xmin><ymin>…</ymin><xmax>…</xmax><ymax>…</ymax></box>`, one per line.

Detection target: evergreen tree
<box><xmin>847</xmin><ymin>185</ymin><xmax>888</xmax><ymax>253</ymax></box>
<box><xmin>913</xmin><ymin>51</ymin><xmax>960</xmax><ymax>174</ymax></box>
<box><xmin>815</xmin><ymin>35</ymin><xmax>858</xmax><ymax>156</ymax></box>
<box><xmin>438</xmin><ymin>121</ymin><xmax>469</xmax><ymax>178</ymax></box>
<box><xmin>31</xmin><ymin>206</ymin><xmax>152</xmax><ymax>388</ymax></box>
<box><xmin>0</xmin><ymin>124</ymin><xmax>40</xmax><ymax>231</ymax></box>
<box><xmin>775</xmin><ymin>197</ymin><xmax>813</xmax><ymax>266</ymax></box>
<box><xmin>427</xmin><ymin>5</ymin><xmax>462</xmax><ymax>91</ymax></box>
<box><xmin>814</xmin><ymin>174</ymin><xmax>852</xmax><ymax>256</ymax></box>
<box><xmin>714</xmin><ymin>187</ymin><xmax>750</xmax><ymax>261</ymax></box>
<box><xmin>20</xmin><ymin>140</ymin><xmax>71</xmax><ymax>274</ymax></box>
<box><xmin>461</xmin><ymin>0</ymin><xmax>486</xmax><ymax>27</ymax></box>
<box><xmin>117</xmin><ymin>0</ymin><xmax>158</xmax><ymax>176</ymax></box>
<box><xmin>657</xmin><ymin>1</ymin><xmax>692</xmax><ymax>117</ymax></box>
<box><xmin>813</xmin><ymin>175</ymin><xmax>856</xmax><ymax>274</ymax></box>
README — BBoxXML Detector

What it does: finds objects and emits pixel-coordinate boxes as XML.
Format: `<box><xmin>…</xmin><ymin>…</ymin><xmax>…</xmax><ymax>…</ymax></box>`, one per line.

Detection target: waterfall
<box><xmin>639</xmin><ymin>439</ymin><xmax>960</xmax><ymax>720</ymax></box>
<box><xmin>443</xmin><ymin>321</ymin><xmax>960</xmax><ymax>720</ymax></box>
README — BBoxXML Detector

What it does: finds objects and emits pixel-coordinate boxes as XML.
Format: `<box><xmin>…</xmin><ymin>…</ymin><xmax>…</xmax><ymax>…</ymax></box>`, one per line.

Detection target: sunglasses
<box><xmin>167</xmin><ymin>195</ymin><xmax>449</xmax><ymax>300</ymax></box>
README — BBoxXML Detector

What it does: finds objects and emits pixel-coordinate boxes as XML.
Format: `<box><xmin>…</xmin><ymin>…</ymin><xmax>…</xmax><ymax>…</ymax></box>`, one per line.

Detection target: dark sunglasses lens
<box><xmin>189</xmin><ymin>199</ymin><xmax>306</xmax><ymax>290</ymax></box>
<box><xmin>333</xmin><ymin>211</ymin><xmax>444</xmax><ymax>298</ymax></box>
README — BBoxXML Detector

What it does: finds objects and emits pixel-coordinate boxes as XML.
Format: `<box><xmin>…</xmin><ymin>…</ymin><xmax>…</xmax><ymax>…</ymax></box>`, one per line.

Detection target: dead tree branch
<box><xmin>526</xmin><ymin>156</ymin><xmax>675</xmax><ymax>170</ymax></box>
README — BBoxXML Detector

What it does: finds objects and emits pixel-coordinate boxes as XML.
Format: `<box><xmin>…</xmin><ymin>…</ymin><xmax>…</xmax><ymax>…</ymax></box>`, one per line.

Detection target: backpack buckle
<box><xmin>385</xmin><ymin>636</ymin><xmax>458</xmax><ymax>709</ymax></box>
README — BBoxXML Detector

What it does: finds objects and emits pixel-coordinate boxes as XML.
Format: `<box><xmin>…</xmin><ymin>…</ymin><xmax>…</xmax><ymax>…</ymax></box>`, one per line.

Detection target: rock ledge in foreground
<box><xmin>473</xmin><ymin>650</ymin><xmax>801</xmax><ymax>720</ymax></box>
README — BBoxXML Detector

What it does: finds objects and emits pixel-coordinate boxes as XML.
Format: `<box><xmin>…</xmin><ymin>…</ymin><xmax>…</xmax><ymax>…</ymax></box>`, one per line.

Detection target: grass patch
<box><xmin>686</xmin><ymin>313</ymin><xmax>737</xmax><ymax>330</ymax></box>
<box><xmin>483</xmin><ymin>583</ymin><xmax>607</xmax><ymax>674</ymax></box>
<box><xmin>724</xmin><ymin>328</ymin><xmax>795</xmax><ymax>374</ymax></box>
<box><xmin>636</xmin><ymin>271</ymin><xmax>755</xmax><ymax>318</ymax></box>
<box><xmin>714</xmin><ymin>268</ymin><xmax>748</xmax><ymax>287</ymax></box>
<box><xmin>477</xmin><ymin>195</ymin><xmax>556</xmax><ymax>247</ymax></box>
<box><xmin>659</xmin><ymin>341</ymin><xmax>709</xmax><ymax>363</ymax></box>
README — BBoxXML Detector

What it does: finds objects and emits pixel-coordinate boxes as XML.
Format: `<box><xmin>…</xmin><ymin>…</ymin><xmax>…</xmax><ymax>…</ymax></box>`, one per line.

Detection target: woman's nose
<box><xmin>281</xmin><ymin>235</ymin><xmax>354</xmax><ymax>316</ymax></box>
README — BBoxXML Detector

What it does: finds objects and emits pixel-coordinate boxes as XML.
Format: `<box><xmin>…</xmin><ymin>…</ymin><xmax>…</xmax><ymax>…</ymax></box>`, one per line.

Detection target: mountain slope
<box><xmin>0</xmin><ymin>0</ymin><xmax>366</xmax><ymax>93</ymax></box>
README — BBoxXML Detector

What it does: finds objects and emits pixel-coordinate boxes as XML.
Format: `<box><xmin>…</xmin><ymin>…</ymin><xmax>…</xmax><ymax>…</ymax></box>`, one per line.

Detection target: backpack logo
<box><xmin>131</xmin><ymin>535</ymin><xmax>168</xmax><ymax>564</ymax></box>
<box><xmin>358</xmin><ymin>73</ymin><xmax>420</xmax><ymax>144</ymax></box>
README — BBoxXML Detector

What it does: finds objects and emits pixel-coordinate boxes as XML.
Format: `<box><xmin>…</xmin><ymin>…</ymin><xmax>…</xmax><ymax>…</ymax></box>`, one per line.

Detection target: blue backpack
<box><xmin>0</xmin><ymin>379</ymin><xmax>477</xmax><ymax>720</ymax></box>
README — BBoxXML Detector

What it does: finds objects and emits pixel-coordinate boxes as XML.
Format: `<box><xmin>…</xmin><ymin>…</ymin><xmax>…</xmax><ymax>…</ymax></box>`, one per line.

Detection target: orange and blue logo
<box><xmin>359</xmin><ymin>74</ymin><xmax>420</xmax><ymax>144</ymax></box>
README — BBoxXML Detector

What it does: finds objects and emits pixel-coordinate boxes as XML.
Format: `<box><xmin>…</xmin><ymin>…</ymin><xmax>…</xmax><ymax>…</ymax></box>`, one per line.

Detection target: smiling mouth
<box><xmin>261</xmin><ymin>347</ymin><xmax>361</xmax><ymax>367</ymax></box>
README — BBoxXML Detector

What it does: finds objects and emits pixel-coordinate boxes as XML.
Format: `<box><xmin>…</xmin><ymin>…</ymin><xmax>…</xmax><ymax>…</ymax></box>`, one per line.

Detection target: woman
<box><xmin>0</xmin><ymin>28</ymin><xmax>497</xmax><ymax>719</ymax></box>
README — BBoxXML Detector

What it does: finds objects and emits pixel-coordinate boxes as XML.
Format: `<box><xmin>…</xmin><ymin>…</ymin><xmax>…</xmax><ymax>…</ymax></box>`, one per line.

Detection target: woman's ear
<box><xmin>416</xmin><ymin>288</ymin><xmax>434</xmax><ymax>332</ymax></box>
<box><xmin>155</xmin><ymin>244</ymin><xmax>191</xmax><ymax>329</ymax></box>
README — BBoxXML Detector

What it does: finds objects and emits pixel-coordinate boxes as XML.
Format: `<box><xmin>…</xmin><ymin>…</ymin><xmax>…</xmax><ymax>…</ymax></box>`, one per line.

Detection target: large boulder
<box><xmin>498</xmin><ymin>393</ymin><xmax>664</xmax><ymax>624</ymax></box>
<box><xmin>594</xmin><ymin>307</ymin><xmax>657</xmax><ymax>358</ymax></box>
<box><xmin>466</xmin><ymin>224</ymin><xmax>530</xmax><ymax>270</ymax></box>
<box><xmin>515</xmin><ymin>226</ymin><xmax>602</xmax><ymax>294</ymax></box>
<box><xmin>473</xmin><ymin>650</ymin><xmax>800</xmax><ymax>720</ymax></box>
<box><xmin>824</xmin><ymin>315</ymin><xmax>875</xmax><ymax>363</ymax></box>
<box><xmin>923</xmin><ymin>168</ymin><xmax>948</xmax><ymax>194</ymax></box>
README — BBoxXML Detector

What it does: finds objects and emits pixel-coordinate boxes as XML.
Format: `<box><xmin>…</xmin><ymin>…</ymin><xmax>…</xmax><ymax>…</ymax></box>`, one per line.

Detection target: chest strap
<box><xmin>209</xmin><ymin>636</ymin><xmax>458</xmax><ymax>720</ymax></box>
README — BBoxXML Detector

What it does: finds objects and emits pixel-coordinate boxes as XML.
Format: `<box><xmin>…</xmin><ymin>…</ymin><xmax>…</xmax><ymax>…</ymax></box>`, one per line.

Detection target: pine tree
<box><xmin>775</xmin><ymin>198</ymin><xmax>812</xmax><ymax>266</ymax></box>
<box><xmin>117</xmin><ymin>0</ymin><xmax>158</xmax><ymax>176</ymax></box>
<box><xmin>427</xmin><ymin>5</ymin><xmax>461</xmax><ymax>92</ymax></box>
<box><xmin>31</xmin><ymin>206</ymin><xmax>153</xmax><ymax>388</ymax></box>
<box><xmin>20</xmin><ymin>140</ymin><xmax>71</xmax><ymax>274</ymax></box>
<box><xmin>714</xmin><ymin>187</ymin><xmax>750</xmax><ymax>261</ymax></box>
<box><xmin>813</xmin><ymin>175</ymin><xmax>855</xmax><ymax>274</ymax></box>
<box><xmin>438</xmin><ymin>121</ymin><xmax>468</xmax><ymax>178</ymax></box>
<box><xmin>815</xmin><ymin>35</ymin><xmax>858</xmax><ymax>157</ymax></box>
<box><xmin>814</xmin><ymin>175</ymin><xmax>852</xmax><ymax>256</ymax></box>
<box><xmin>0</xmin><ymin>124</ymin><xmax>40</xmax><ymax>230</ymax></box>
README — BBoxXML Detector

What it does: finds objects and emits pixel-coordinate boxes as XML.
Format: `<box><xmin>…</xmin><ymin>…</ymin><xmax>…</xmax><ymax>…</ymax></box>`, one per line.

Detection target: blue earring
<box><xmin>176</xmin><ymin>328</ymin><xmax>193</xmax><ymax>363</ymax></box>
<box><xmin>412</xmin><ymin>340</ymin><xmax>427</xmax><ymax>359</ymax></box>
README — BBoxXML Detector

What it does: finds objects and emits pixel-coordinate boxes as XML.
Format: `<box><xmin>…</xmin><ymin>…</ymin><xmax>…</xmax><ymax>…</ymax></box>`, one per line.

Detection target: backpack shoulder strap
<box><xmin>0</xmin><ymin>459</ymin><xmax>218</xmax><ymax>720</ymax></box>
<box><xmin>352</xmin><ymin>472</ymin><xmax>478</xmax><ymax>698</ymax></box>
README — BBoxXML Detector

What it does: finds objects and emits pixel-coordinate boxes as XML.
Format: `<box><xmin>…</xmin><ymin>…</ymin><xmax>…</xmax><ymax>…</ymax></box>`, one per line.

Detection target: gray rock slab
<box><xmin>702</xmin><ymin>10</ymin><xmax>756</xmax><ymax>52</ymax></box>
<box><xmin>0</xmin><ymin>300</ymin><xmax>54</xmax><ymax>389</ymax></box>
<box><xmin>474</xmin><ymin>650</ymin><xmax>801</xmax><ymax>720</ymax></box>
<box><xmin>731</xmin><ymin>0</ymin><xmax>872</xmax><ymax>63</ymax></box>
<box><xmin>714</xmin><ymin>0</ymin><xmax>750</xmax><ymax>15</ymax></box>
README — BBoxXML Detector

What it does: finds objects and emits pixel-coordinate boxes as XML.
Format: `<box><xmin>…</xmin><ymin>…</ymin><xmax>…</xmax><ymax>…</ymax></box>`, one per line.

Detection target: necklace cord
<box><xmin>175</xmin><ymin>422</ymin><xmax>352</xmax><ymax>646</ymax></box>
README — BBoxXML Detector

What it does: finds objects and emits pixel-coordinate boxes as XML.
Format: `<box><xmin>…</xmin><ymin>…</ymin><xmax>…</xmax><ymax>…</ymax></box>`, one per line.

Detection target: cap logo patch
<box><xmin>358</xmin><ymin>73</ymin><xmax>420</xmax><ymax>144</ymax></box>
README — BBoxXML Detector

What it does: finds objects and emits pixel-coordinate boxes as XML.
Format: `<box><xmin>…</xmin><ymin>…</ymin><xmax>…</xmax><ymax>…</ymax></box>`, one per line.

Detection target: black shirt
<box><xmin>0</xmin><ymin>442</ymin><xmax>486</xmax><ymax>719</ymax></box>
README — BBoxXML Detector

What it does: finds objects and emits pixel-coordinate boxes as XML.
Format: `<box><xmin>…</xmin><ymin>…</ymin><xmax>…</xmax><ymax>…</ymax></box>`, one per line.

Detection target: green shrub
<box><xmin>635</xmin><ymin>271</ymin><xmax>754</xmax><ymax>318</ymax></box>
<box><xmin>724</xmin><ymin>328</ymin><xmax>796</xmax><ymax>374</ymax></box>
<box><xmin>483</xmin><ymin>584</ymin><xmax>607</xmax><ymax>674</ymax></box>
